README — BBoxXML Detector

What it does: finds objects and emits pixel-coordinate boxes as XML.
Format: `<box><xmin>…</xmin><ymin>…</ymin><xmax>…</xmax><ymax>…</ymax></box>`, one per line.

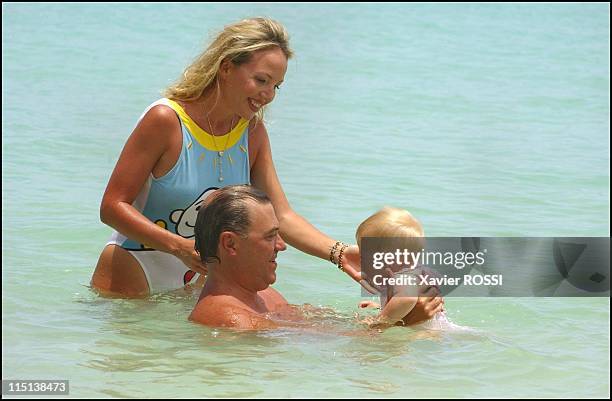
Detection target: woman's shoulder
<box><xmin>247</xmin><ymin>118</ymin><xmax>271</xmax><ymax>149</ymax></box>
<box><xmin>248</xmin><ymin>118</ymin><xmax>266</xmax><ymax>135</ymax></box>
<box><xmin>139</xmin><ymin>100</ymin><xmax>179</xmax><ymax>127</ymax></box>
<box><xmin>247</xmin><ymin>118</ymin><xmax>270</xmax><ymax>165</ymax></box>
<box><xmin>131</xmin><ymin>101</ymin><xmax>181</xmax><ymax>143</ymax></box>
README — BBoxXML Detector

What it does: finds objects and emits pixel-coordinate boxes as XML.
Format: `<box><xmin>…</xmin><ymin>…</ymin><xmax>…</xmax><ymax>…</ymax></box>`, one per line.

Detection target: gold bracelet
<box><xmin>337</xmin><ymin>244</ymin><xmax>349</xmax><ymax>272</ymax></box>
<box><xmin>329</xmin><ymin>241</ymin><xmax>342</xmax><ymax>264</ymax></box>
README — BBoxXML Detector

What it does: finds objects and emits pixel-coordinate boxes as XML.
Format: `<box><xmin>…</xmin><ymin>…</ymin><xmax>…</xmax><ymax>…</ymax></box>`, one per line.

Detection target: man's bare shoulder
<box><xmin>260</xmin><ymin>286</ymin><xmax>289</xmax><ymax>310</ymax></box>
<box><xmin>189</xmin><ymin>294</ymin><xmax>276</xmax><ymax>330</ymax></box>
<box><xmin>189</xmin><ymin>293</ymin><xmax>245</xmax><ymax>323</ymax></box>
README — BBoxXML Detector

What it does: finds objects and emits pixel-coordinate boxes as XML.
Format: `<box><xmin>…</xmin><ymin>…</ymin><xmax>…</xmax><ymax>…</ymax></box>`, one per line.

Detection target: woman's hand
<box><xmin>340</xmin><ymin>244</ymin><xmax>362</xmax><ymax>282</ymax></box>
<box><xmin>341</xmin><ymin>245</ymin><xmax>386</xmax><ymax>294</ymax></box>
<box><xmin>173</xmin><ymin>239</ymin><xmax>208</xmax><ymax>276</ymax></box>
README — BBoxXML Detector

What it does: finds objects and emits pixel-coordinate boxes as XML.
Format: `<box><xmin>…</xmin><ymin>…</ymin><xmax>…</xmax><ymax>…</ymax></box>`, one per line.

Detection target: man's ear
<box><xmin>219</xmin><ymin>231</ymin><xmax>239</xmax><ymax>256</ymax></box>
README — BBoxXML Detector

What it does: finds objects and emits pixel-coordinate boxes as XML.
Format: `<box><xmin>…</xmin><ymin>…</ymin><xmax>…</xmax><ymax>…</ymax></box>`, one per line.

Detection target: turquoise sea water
<box><xmin>2</xmin><ymin>3</ymin><xmax>610</xmax><ymax>398</ymax></box>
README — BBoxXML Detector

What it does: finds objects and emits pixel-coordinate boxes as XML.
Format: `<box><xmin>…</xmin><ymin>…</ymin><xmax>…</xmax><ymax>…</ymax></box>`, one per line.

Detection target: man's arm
<box><xmin>221</xmin><ymin>309</ymin><xmax>279</xmax><ymax>330</ymax></box>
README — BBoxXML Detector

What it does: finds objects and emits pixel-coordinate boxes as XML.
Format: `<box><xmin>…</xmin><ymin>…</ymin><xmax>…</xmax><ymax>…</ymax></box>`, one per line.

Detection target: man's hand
<box><xmin>400</xmin><ymin>286</ymin><xmax>444</xmax><ymax>326</ymax></box>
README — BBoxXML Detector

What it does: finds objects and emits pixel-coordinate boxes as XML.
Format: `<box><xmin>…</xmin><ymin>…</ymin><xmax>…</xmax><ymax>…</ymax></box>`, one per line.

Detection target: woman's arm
<box><xmin>249</xmin><ymin>122</ymin><xmax>361</xmax><ymax>281</ymax></box>
<box><xmin>250</xmin><ymin>123</ymin><xmax>338</xmax><ymax>257</ymax></box>
<box><xmin>100</xmin><ymin>105</ymin><xmax>207</xmax><ymax>275</ymax></box>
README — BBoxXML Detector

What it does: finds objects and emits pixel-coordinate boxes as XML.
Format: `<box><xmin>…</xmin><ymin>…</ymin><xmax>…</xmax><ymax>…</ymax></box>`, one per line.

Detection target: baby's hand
<box><xmin>358</xmin><ymin>300</ymin><xmax>380</xmax><ymax>309</ymax></box>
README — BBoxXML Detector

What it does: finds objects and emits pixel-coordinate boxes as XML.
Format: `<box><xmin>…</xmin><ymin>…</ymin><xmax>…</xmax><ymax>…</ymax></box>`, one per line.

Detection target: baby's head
<box><xmin>356</xmin><ymin>207</ymin><xmax>425</xmax><ymax>270</ymax></box>
<box><xmin>356</xmin><ymin>207</ymin><xmax>425</xmax><ymax>245</ymax></box>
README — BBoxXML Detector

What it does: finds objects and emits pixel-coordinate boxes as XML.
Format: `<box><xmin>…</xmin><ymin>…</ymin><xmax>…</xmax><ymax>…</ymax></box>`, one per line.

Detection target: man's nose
<box><xmin>276</xmin><ymin>233</ymin><xmax>287</xmax><ymax>252</ymax></box>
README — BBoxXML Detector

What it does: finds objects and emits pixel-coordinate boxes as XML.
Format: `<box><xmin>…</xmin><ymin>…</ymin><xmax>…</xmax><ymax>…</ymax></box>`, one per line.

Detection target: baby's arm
<box><xmin>378</xmin><ymin>295</ymin><xmax>418</xmax><ymax>325</ymax></box>
<box><xmin>375</xmin><ymin>270</ymin><xmax>421</xmax><ymax>326</ymax></box>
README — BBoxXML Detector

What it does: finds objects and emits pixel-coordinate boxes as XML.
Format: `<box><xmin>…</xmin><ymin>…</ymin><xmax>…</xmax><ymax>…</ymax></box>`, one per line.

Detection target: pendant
<box><xmin>218</xmin><ymin>151</ymin><xmax>224</xmax><ymax>157</ymax></box>
<box><xmin>219</xmin><ymin>176</ymin><xmax>224</xmax><ymax>182</ymax></box>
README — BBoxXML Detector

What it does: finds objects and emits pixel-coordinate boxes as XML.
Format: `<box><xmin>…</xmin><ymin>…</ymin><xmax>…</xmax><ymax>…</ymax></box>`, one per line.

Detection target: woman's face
<box><xmin>220</xmin><ymin>47</ymin><xmax>288</xmax><ymax>120</ymax></box>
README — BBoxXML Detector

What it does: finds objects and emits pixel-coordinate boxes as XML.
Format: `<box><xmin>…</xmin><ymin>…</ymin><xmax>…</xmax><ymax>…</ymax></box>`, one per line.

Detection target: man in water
<box><xmin>189</xmin><ymin>185</ymin><xmax>442</xmax><ymax>330</ymax></box>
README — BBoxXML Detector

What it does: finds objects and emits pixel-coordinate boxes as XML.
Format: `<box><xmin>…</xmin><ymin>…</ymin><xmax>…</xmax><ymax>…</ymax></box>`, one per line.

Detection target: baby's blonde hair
<box><xmin>356</xmin><ymin>207</ymin><xmax>425</xmax><ymax>253</ymax></box>
<box><xmin>163</xmin><ymin>17</ymin><xmax>293</xmax><ymax>123</ymax></box>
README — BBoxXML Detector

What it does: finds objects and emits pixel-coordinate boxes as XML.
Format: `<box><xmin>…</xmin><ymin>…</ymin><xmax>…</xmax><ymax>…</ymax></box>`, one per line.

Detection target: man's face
<box><xmin>234</xmin><ymin>201</ymin><xmax>286</xmax><ymax>291</ymax></box>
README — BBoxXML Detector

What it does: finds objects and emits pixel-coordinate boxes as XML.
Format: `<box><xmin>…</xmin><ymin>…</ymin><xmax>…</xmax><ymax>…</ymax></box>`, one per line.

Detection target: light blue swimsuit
<box><xmin>107</xmin><ymin>98</ymin><xmax>251</xmax><ymax>292</ymax></box>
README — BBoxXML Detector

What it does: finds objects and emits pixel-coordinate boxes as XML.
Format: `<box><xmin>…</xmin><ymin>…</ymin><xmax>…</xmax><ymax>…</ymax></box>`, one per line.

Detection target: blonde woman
<box><xmin>92</xmin><ymin>18</ymin><xmax>362</xmax><ymax>297</ymax></box>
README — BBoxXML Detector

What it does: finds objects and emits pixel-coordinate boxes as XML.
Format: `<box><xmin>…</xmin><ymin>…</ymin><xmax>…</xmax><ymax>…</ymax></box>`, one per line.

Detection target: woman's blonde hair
<box><xmin>163</xmin><ymin>17</ymin><xmax>293</xmax><ymax>122</ymax></box>
<box><xmin>356</xmin><ymin>207</ymin><xmax>425</xmax><ymax>252</ymax></box>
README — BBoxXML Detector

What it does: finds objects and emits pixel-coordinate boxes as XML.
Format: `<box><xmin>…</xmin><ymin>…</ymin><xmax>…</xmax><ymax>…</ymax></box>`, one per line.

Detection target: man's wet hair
<box><xmin>194</xmin><ymin>185</ymin><xmax>271</xmax><ymax>264</ymax></box>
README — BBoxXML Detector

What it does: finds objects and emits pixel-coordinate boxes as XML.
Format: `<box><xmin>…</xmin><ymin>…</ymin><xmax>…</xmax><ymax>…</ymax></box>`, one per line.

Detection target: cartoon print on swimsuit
<box><xmin>170</xmin><ymin>187</ymin><xmax>219</xmax><ymax>238</ymax></box>
<box><xmin>183</xmin><ymin>270</ymin><xmax>197</xmax><ymax>285</ymax></box>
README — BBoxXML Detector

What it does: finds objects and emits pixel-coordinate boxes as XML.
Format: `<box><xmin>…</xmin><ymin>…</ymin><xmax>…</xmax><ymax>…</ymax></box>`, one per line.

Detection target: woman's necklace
<box><xmin>206</xmin><ymin>114</ymin><xmax>234</xmax><ymax>182</ymax></box>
